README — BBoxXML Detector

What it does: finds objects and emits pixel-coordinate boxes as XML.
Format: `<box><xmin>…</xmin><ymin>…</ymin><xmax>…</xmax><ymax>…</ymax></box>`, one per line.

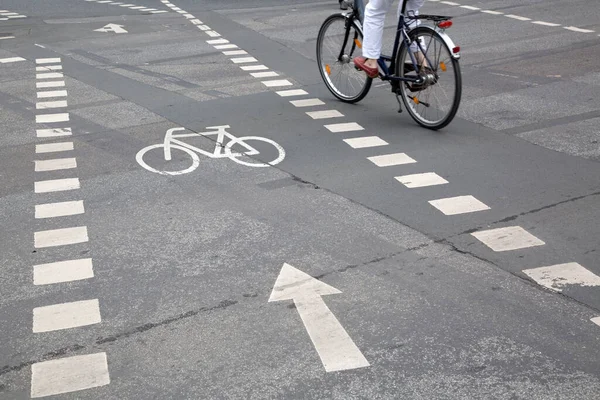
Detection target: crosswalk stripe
<box><xmin>36</xmin><ymin>58</ymin><xmax>61</xmax><ymax>64</ymax></box>
<box><xmin>35</xmin><ymin>178</ymin><xmax>80</xmax><ymax>193</ymax></box>
<box><xmin>35</xmin><ymin>200</ymin><xmax>84</xmax><ymax>218</ymax></box>
<box><xmin>367</xmin><ymin>153</ymin><xmax>416</xmax><ymax>167</ymax></box>
<box><xmin>35</xmin><ymin>142</ymin><xmax>74</xmax><ymax>153</ymax></box>
<box><xmin>34</xmin><ymin>226</ymin><xmax>88</xmax><ymax>248</ymax></box>
<box><xmin>306</xmin><ymin>110</ymin><xmax>344</xmax><ymax>119</ymax></box>
<box><xmin>395</xmin><ymin>172</ymin><xmax>448</xmax><ymax>188</ymax></box>
<box><xmin>471</xmin><ymin>226</ymin><xmax>545</xmax><ymax>252</ymax></box>
<box><xmin>36</xmin><ymin>100</ymin><xmax>68</xmax><ymax>109</ymax></box>
<box><xmin>36</xmin><ymin>113</ymin><xmax>69</xmax><ymax>123</ymax></box>
<box><xmin>262</xmin><ymin>79</ymin><xmax>293</xmax><ymax>87</ymax></box>
<box><xmin>343</xmin><ymin>136</ymin><xmax>388</xmax><ymax>149</ymax></box>
<box><xmin>36</xmin><ymin>127</ymin><xmax>72</xmax><ymax>137</ymax></box>
<box><xmin>290</xmin><ymin>98</ymin><xmax>325</xmax><ymax>107</ymax></box>
<box><xmin>324</xmin><ymin>122</ymin><xmax>364</xmax><ymax>133</ymax></box>
<box><xmin>34</xmin><ymin>157</ymin><xmax>77</xmax><ymax>172</ymax></box>
<box><xmin>429</xmin><ymin>195</ymin><xmax>490</xmax><ymax>215</ymax></box>
<box><xmin>33</xmin><ymin>299</ymin><xmax>101</xmax><ymax>332</ymax></box>
<box><xmin>34</xmin><ymin>258</ymin><xmax>94</xmax><ymax>285</ymax></box>
<box><xmin>37</xmin><ymin>90</ymin><xmax>68</xmax><ymax>98</ymax></box>
<box><xmin>37</xmin><ymin>81</ymin><xmax>65</xmax><ymax>89</ymax></box>
<box><xmin>276</xmin><ymin>89</ymin><xmax>308</xmax><ymax>97</ymax></box>
<box><xmin>523</xmin><ymin>262</ymin><xmax>600</xmax><ymax>292</ymax></box>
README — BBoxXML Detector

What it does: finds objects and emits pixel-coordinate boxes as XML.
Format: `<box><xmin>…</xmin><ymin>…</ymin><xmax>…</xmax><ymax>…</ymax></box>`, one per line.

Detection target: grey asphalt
<box><xmin>1</xmin><ymin>0</ymin><xmax>599</xmax><ymax>399</ymax></box>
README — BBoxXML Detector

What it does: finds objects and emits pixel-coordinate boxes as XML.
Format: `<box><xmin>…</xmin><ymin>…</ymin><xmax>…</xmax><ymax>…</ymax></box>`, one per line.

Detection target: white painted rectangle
<box><xmin>150</xmin><ymin>10</ymin><xmax>168</xmax><ymax>13</ymax></box>
<box><xmin>240</xmin><ymin>64</ymin><xmax>268</xmax><ymax>71</ymax></box>
<box><xmin>460</xmin><ymin>5</ymin><xmax>480</xmax><ymax>10</ymax></box>
<box><xmin>343</xmin><ymin>136</ymin><xmax>388</xmax><ymax>149</ymax></box>
<box><xmin>214</xmin><ymin>44</ymin><xmax>238</xmax><ymax>49</ymax></box>
<box><xmin>34</xmin><ymin>158</ymin><xmax>77</xmax><ymax>172</ymax></box>
<box><xmin>523</xmin><ymin>262</ymin><xmax>600</xmax><ymax>293</ymax></box>
<box><xmin>206</xmin><ymin>31</ymin><xmax>221</xmax><ymax>37</ymax></box>
<box><xmin>0</xmin><ymin>36</ymin><xmax>16</xmax><ymax>40</ymax></box>
<box><xmin>231</xmin><ymin>57</ymin><xmax>258</xmax><ymax>64</ymax></box>
<box><xmin>207</xmin><ymin>38</ymin><xmax>229</xmax><ymax>44</ymax></box>
<box><xmin>34</xmin><ymin>226</ymin><xmax>88</xmax><ymax>248</ymax></box>
<box><xmin>36</xmin><ymin>100</ymin><xmax>68</xmax><ymax>109</ymax></box>
<box><xmin>306</xmin><ymin>110</ymin><xmax>344</xmax><ymax>119</ymax></box>
<box><xmin>223</xmin><ymin>50</ymin><xmax>248</xmax><ymax>56</ymax></box>
<box><xmin>36</xmin><ymin>113</ymin><xmax>69</xmax><ymax>123</ymax></box>
<box><xmin>184</xmin><ymin>13</ymin><xmax>195</xmax><ymax>18</ymax></box>
<box><xmin>35</xmin><ymin>142</ymin><xmax>74</xmax><ymax>153</ymax></box>
<box><xmin>482</xmin><ymin>10</ymin><xmax>503</xmax><ymax>15</ymax></box>
<box><xmin>35</xmin><ymin>200</ymin><xmax>84</xmax><ymax>218</ymax></box>
<box><xmin>471</xmin><ymin>226</ymin><xmax>545</xmax><ymax>252</ymax></box>
<box><xmin>441</xmin><ymin>1</ymin><xmax>459</xmax><ymax>5</ymax></box>
<box><xmin>276</xmin><ymin>89</ymin><xmax>308</xmax><ymax>97</ymax></box>
<box><xmin>36</xmin><ymin>58</ymin><xmax>61</xmax><ymax>64</ymax></box>
<box><xmin>0</xmin><ymin>57</ymin><xmax>26</xmax><ymax>63</ymax></box>
<box><xmin>367</xmin><ymin>152</ymin><xmax>416</xmax><ymax>167</ymax></box>
<box><xmin>429</xmin><ymin>195</ymin><xmax>490</xmax><ymax>215</ymax></box>
<box><xmin>35</xmin><ymin>178</ymin><xmax>80</xmax><ymax>193</ymax></box>
<box><xmin>36</xmin><ymin>81</ymin><xmax>65</xmax><ymax>89</ymax></box>
<box><xmin>324</xmin><ymin>122</ymin><xmax>364</xmax><ymax>133</ymax></box>
<box><xmin>128</xmin><ymin>5</ymin><xmax>146</xmax><ymax>9</ymax></box>
<box><xmin>38</xmin><ymin>90</ymin><xmax>68</xmax><ymax>98</ymax></box>
<box><xmin>592</xmin><ymin>317</ymin><xmax>600</xmax><ymax>327</ymax></box>
<box><xmin>564</xmin><ymin>26</ymin><xmax>594</xmax><ymax>33</ymax></box>
<box><xmin>290</xmin><ymin>98</ymin><xmax>325</xmax><ymax>107</ymax></box>
<box><xmin>262</xmin><ymin>79</ymin><xmax>293</xmax><ymax>87</ymax></box>
<box><xmin>34</xmin><ymin>258</ymin><xmax>94</xmax><ymax>285</ymax></box>
<box><xmin>36</xmin><ymin>72</ymin><xmax>64</xmax><ymax>79</ymax></box>
<box><xmin>395</xmin><ymin>172</ymin><xmax>448</xmax><ymax>188</ymax></box>
<box><xmin>251</xmin><ymin>71</ymin><xmax>279</xmax><ymax>78</ymax></box>
<box><xmin>505</xmin><ymin>14</ymin><xmax>531</xmax><ymax>21</ymax></box>
<box><xmin>532</xmin><ymin>21</ymin><xmax>561</xmax><ymax>27</ymax></box>
<box><xmin>36</xmin><ymin>65</ymin><xmax>62</xmax><ymax>71</ymax></box>
<box><xmin>31</xmin><ymin>353</ymin><xmax>109</xmax><ymax>398</ymax></box>
<box><xmin>37</xmin><ymin>127</ymin><xmax>72</xmax><ymax>137</ymax></box>
<box><xmin>33</xmin><ymin>299</ymin><xmax>100</xmax><ymax>332</ymax></box>
<box><xmin>190</xmin><ymin>19</ymin><xmax>202</xmax><ymax>25</ymax></box>
<box><xmin>197</xmin><ymin>25</ymin><xmax>210</xmax><ymax>31</ymax></box>
<box><xmin>141</xmin><ymin>7</ymin><xmax>157</xmax><ymax>11</ymax></box>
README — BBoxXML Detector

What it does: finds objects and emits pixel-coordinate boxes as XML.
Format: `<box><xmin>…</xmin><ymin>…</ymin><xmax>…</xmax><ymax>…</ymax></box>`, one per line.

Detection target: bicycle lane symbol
<box><xmin>136</xmin><ymin>125</ymin><xmax>286</xmax><ymax>175</ymax></box>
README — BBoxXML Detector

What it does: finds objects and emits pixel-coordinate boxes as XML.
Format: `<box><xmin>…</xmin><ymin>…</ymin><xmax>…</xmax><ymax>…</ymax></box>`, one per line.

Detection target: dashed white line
<box><xmin>306</xmin><ymin>110</ymin><xmax>344</xmax><ymax>119</ymax></box>
<box><xmin>34</xmin><ymin>226</ymin><xmax>89</xmax><ymax>248</ymax></box>
<box><xmin>471</xmin><ymin>226</ymin><xmax>545</xmax><ymax>252</ymax></box>
<box><xmin>223</xmin><ymin>50</ymin><xmax>248</xmax><ymax>56</ymax></box>
<box><xmin>37</xmin><ymin>81</ymin><xmax>66</xmax><ymax>89</ymax></box>
<box><xmin>290</xmin><ymin>98</ymin><xmax>325</xmax><ymax>107</ymax></box>
<box><xmin>564</xmin><ymin>26</ymin><xmax>595</xmax><ymax>33</ymax></box>
<box><xmin>343</xmin><ymin>136</ymin><xmax>389</xmax><ymax>149</ymax></box>
<box><xmin>395</xmin><ymin>172</ymin><xmax>448</xmax><ymax>188</ymax></box>
<box><xmin>36</xmin><ymin>100</ymin><xmax>68</xmax><ymax>109</ymax></box>
<box><xmin>35</xmin><ymin>178</ymin><xmax>80</xmax><ymax>193</ymax></box>
<box><xmin>231</xmin><ymin>57</ymin><xmax>258</xmax><ymax>64</ymax></box>
<box><xmin>206</xmin><ymin>31</ymin><xmax>221</xmax><ymax>37</ymax></box>
<box><xmin>36</xmin><ymin>127</ymin><xmax>72</xmax><ymax>137</ymax></box>
<box><xmin>276</xmin><ymin>89</ymin><xmax>308</xmax><ymax>97</ymax></box>
<box><xmin>481</xmin><ymin>10</ymin><xmax>503</xmax><ymax>15</ymax></box>
<box><xmin>0</xmin><ymin>57</ymin><xmax>26</xmax><ymax>63</ymax></box>
<box><xmin>38</xmin><ymin>90</ymin><xmax>68</xmax><ymax>98</ymax></box>
<box><xmin>367</xmin><ymin>153</ymin><xmax>416</xmax><ymax>167</ymax></box>
<box><xmin>197</xmin><ymin>25</ymin><xmax>210</xmax><ymax>31</ymax></box>
<box><xmin>506</xmin><ymin>14</ymin><xmax>532</xmax><ymax>21</ymax></box>
<box><xmin>35</xmin><ymin>200</ymin><xmax>84</xmax><ymax>219</ymax></box>
<box><xmin>36</xmin><ymin>113</ymin><xmax>70</xmax><ymax>123</ymax></box>
<box><xmin>240</xmin><ymin>64</ymin><xmax>268</xmax><ymax>71</ymax></box>
<box><xmin>214</xmin><ymin>44</ymin><xmax>238</xmax><ymax>49</ymax></box>
<box><xmin>190</xmin><ymin>19</ymin><xmax>202</xmax><ymax>25</ymax></box>
<box><xmin>36</xmin><ymin>65</ymin><xmax>62</xmax><ymax>71</ymax></box>
<box><xmin>441</xmin><ymin>1</ymin><xmax>459</xmax><ymax>5</ymax></box>
<box><xmin>207</xmin><ymin>38</ymin><xmax>229</xmax><ymax>44</ymax></box>
<box><xmin>532</xmin><ymin>21</ymin><xmax>561</xmax><ymax>27</ymax></box>
<box><xmin>33</xmin><ymin>258</ymin><xmax>94</xmax><ymax>285</ymax></box>
<box><xmin>429</xmin><ymin>195</ymin><xmax>490</xmax><ymax>215</ymax></box>
<box><xmin>34</xmin><ymin>157</ymin><xmax>77</xmax><ymax>172</ymax></box>
<box><xmin>523</xmin><ymin>262</ymin><xmax>600</xmax><ymax>293</ymax></box>
<box><xmin>262</xmin><ymin>79</ymin><xmax>293</xmax><ymax>87</ymax></box>
<box><xmin>592</xmin><ymin>317</ymin><xmax>600</xmax><ymax>327</ymax></box>
<box><xmin>460</xmin><ymin>5</ymin><xmax>479</xmax><ymax>10</ymax></box>
<box><xmin>30</xmin><ymin>353</ymin><xmax>110</xmax><ymax>398</ymax></box>
<box><xmin>35</xmin><ymin>142</ymin><xmax>74</xmax><ymax>153</ymax></box>
<box><xmin>250</xmin><ymin>71</ymin><xmax>279</xmax><ymax>78</ymax></box>
<box><xmin>324</xmin><ymin>122</ymin><xmax>364</xmax><ymax>133</ymax></box>
<box><xmin>36</xmin><ymin>58</ymin><xmax>61</xmax><ymax>64</ymax></box>
<box><xmin>33</xmin><ymin>299</ymin><xmax>101</xmax><ymax>333</ymax></box>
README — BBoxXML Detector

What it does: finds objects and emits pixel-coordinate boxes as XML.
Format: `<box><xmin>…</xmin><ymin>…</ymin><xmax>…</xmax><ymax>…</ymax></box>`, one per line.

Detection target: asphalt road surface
<box><xmin>1</xmin><ymin>0</ymin><xmax>599</xmax><ymax>398</ymax></box>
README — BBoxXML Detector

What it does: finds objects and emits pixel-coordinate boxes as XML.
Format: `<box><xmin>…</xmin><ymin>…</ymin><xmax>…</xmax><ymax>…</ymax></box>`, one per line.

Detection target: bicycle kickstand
<box><xmin>394</xmin><ymin>90</ymin><xmax>403</xmax><ymax>113</ymax></box>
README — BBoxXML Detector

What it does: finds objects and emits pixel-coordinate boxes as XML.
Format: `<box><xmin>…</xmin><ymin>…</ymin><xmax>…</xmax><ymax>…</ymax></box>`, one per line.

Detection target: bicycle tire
<box><xmin>225</xmin><ymin>136</ymin><xmax>286</xmax><ymax>168</ymax></box>
<box><xmin>317</xmin><ymin>13</ymin><xmax>372</xmax><ymax>103</ymax></box>
<box><xmin>395</xmin><ymin>26</ymin><xmax>461</xmax><ymax>130</ymax></box>
<box><xmin>136</xmin><ymin>143</ymin><xmax>200</xmax><ymax>175</ymax></box>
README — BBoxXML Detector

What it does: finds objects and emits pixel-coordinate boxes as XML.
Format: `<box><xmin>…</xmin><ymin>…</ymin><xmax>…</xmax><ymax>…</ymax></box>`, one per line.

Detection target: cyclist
<box><xmin>354</xmin><ymin>0</ymin><xmax>425</xmax><ymax>78</ymax></box>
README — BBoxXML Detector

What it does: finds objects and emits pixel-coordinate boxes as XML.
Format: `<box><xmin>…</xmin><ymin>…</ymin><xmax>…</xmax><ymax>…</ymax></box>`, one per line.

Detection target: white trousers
<box><xmin>362</xmin><ymin>0</ymin><xmax>425</xmax><ymax>59</ymax></box>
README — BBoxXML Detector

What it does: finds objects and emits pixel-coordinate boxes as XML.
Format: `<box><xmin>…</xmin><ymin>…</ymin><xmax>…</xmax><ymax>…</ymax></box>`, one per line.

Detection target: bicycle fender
<box><xmin>436</xmin><ymin>29</ymin><xmax>460</xmax><ymax>60</ymax></box>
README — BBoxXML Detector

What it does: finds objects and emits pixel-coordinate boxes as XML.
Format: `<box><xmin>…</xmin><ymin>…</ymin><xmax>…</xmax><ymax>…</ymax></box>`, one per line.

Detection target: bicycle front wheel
<box><xmin>317</xmin><ymin>14</ymin><xmax>372</xmax><ymax>103</ymax></box>
<box><xmin>396</xmin><ymin>26</ymin><xmax>461</xmax><ymax>130</ymax></box>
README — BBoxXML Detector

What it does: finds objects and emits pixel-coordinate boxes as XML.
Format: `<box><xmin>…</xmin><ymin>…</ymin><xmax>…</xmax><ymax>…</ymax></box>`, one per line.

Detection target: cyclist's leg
<box><xmin>405</xmin><ymin>0</ymin><xmax>427</xmax><ymax>66</ymax></box>
<box><xmin>361</xmin><ymin>0</ymin><xmax>393</xmax><ymax>69</ymax></box>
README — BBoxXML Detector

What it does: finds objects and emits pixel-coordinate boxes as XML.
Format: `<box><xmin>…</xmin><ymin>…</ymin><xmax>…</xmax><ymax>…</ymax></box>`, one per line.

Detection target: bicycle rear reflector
<box><xmin>438</xmin><ymin>20</ymin><xmax>452</xmax><ymax>29</ymax></box>
<box><xmin>452</xmin><ymin>46</ymin><xmax>460</xmax><ymax>54</ymax></box>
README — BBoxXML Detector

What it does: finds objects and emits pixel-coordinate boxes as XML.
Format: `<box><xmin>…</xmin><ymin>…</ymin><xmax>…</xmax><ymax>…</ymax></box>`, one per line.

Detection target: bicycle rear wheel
<box><xmin>396</xmin><ymin>26</ymin><xmax>461</xmax><ymax>130</ymax></box>
<box><xmin>317</xmin><ymin>14</ymin><xmax>372</xmax><ymax>103</ymax></box>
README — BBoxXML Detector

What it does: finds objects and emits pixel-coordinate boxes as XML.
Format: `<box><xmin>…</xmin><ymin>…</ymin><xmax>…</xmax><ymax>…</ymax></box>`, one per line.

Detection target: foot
<box><xmin>353</xmin><ymin>57</ymin><xmax>379</xmax><ymax>78</ymax></box>
<box><xmin>339</xmin><ymin>0</ymin><xmax>348</xmax><ymax>10</ymax></box>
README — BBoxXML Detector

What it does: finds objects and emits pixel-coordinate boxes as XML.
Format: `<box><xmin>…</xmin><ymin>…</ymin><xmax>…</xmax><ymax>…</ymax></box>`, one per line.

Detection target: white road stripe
<box><xmin>35</xmin><ymin>178</ymin><xmax>80</xmax><ymax>193</ymax></box>
<box><xmin>592</xmin><ymin>317</ymin><xmax>600</xmax><ymax>327</ymax></box>
<box><xmin>36</xmin><ymin>65</ymin><xmax>62</xmax><ymax>71</ymax></box>
<box><xmin>37</xmin><ymin>127</ymin><xmax>72</xmax><ymax>137</ymax></box>
<box><xmin>532</xmin><ymin>21</ymin><xmax>561</xmax><ymax>27</ymax></box>
<box><xmin>34</xmin><ymin>157</ymin><xmax>77</xmax><ymax>172</ymax></box>
<box><xmin>206</xmin><ymin>31</ymin><xmax>221</xmax><ymax>37</ymax></box>
<box><xmin>429</xmin><ymin>195</ymin><xmax>490</xmax><ymax>215</ymax></box>
<box><xmin>231</xmin><ymin>57</ymin><xmax>258</xmax><ymax>64</ymax></box>
<box><xmin>441</xmin><ymin>1</ymin><xmax>459</xmax><ymax>5</ymax></box>
<box><xmin>215</xmin><ymin>44</ymin><xmax>238</xmax><ymax>49</ymax></box>
<box><xmin>460</xmin><ymin>5</ymin><xmax>480</xmax><ymax>10</ymax></box>
<box><xmin>37</xmin><ymin>81</ymin><xmax>65</xmax><ymax>89</ymax></box>
<box><xmin>38</xmin><ymin>90</ymin><xmax>68</xmax><ymax>98</ymax></box>
<box><xmin>35</xmin><ymin>142</ymin><xmax>74</xmax><ymax>154</ymax></box>
<box><xmin>324</xmin><ymin>122</ymin><xmax>364</xmax><ymax>133</ymax></box>
<box><xmin>240</xmin><ymin>64</ymin><xmax>268</xmax><ymax>71</ymax></box>
<box><xmin>190</xmin><ymin>19</ymin><xmax>202</xmax><ymax>24</ymax></box>
<box><xmin>128</xmin><ymin>6</ymin><xmax>146</xmax><ymax>9</ymax></box>
<box><xmin>31</xmin><ymin>353</ymin><xmax>110</xmax><ymax>398</ymax></box>
<box><xmin>262</xmin><ymin>79</ymin><xmax>293</xmax><ymax>87</ymax></box>
<box><xmin>223</xmin><ymin>50</ymin><xmax>248</xmax><ymax>56</ymax></box>
<box><xmin>33</xmin><ymin>299</ymin><xmax>101</xmax><ymax>332</ymax></box>
<box><xmin>367</xmin><ymin>153</ymin><xmax>416</xmax><ymax>167</ymax></box>
<box><xmin>481</xmin><ymin>10</ymin><xmax>503</xmax><ymax>15</ymax></box>
<box><xmin>395</xmin><ymin>172</ymin><xmax>448</xmax><ymax>188</ymax></box>
<box><xmin>34</xmin><ymin>226</ymin><xmax>88</xmax><ymax>248</ymax></box>
<box><xmin>36</xmin><ymin>58</ymin><xmax>61</xmax><ymax>64</ymax></box>
<box><xmin>276</xmin><ymin>89</ymin><xmax>308</xmax><ymax>97</ymax></box>
<box><xmin>36</xmin><ymin>100</ymin><xmax>68</xmax><ymax>109</ymax></box>
<box><xmin>0</xmin><ymin>36</ymin><xmax>16</xmax><ymax>40</ymax></box>
<box><xmin>35</xmin><ymin>200</ymin><xmax>84</xmax><ymax>219</ymax></box>
<box><xmin>506</xmin><ymin>14</ymin><xmax>531</xmax><ymax>21</ymax></box>
<box><xmin>184</xmin><ymin>14</ymin><xmax>195</xmax><ymax>18</ymax></box>
<box><xmin>0</xmin><ymin>57</ymin><xmax>26</xmax><ymax>63</ymax></box>
<box><xmin>290</xmin><ymin>98</ymin><xmax>325</xmax><ymax>107</ymax></box>
<box><xmin>250</xmin><ymin>71</ymin><xmax>279</xmax><ymax>78</ymax></box>
<box><xmin>564</xmin><ymin>26</ymin><xmax>595</xmax><ymax>33</ymax></box>
<box><xmin>34</xmin><ymin>258</ymin><xmax>94</xmax><ymax>285</ymax></box>
<box><xmin>36</xmin><ymin>113</ymin><xmax>69</xmax><ymax>123</ymax></box>
<box><xmin>343</xmin><ymin>136</ymin><xmax>388</xmax><ymax>149</ymax></box>
<box><xmin>306</xmin><ymin>110</ymin><xmax>344</xmax><ymax>119</ymax></box>
<box><xmin>471</xmin><ymin>226</ymin><xmax>545</xmax><ymax>252</ymax></box>
<box><xmin>207</xmin><ymin>38</ymin><xmax>229</xmax><ymax>44</ymax></box>
<box><xmin>523</xmin><ymin>263</ymin><xmax>600</xmax><ymax>293</ymax></box>
<box><xmin>197</xmin><ymin>25</ymin><xmax>210</xmax><ymax>31</ymax></box>
<box><xmin>150</xmin><ymin>10</ymin><xmax>168</xmax><ymax>13</ymax></box>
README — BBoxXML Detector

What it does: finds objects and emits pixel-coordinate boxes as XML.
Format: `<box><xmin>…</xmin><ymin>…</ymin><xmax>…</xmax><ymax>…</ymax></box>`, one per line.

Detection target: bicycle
<box><xmin>316</xmin><ymin>0</ymin><xmax>462</xmax><ymax>130</ymax></box>
<box><xmin>136</xmin><ymin>125</ymin><xmax>286</xmax><ymax>175</ymax></box>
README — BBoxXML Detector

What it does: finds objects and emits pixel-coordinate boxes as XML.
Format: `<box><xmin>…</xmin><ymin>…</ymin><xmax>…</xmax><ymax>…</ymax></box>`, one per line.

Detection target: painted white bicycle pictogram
<box><xmin>136</xmin><ymin>125</ymin><xmax>286</xmax><ymax>175</ymax></box>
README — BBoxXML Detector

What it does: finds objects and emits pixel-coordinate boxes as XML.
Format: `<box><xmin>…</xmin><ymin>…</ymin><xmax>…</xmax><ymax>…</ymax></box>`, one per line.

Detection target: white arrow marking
<box><xmin>269</xmin><ymin>263</ymin><xmax>370</xmax><ymax>372</ymax></box>
<box><xmin>94</xmin><ymin>23</ymin><xmax>128</xmax><ymax>34</ymax></box>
